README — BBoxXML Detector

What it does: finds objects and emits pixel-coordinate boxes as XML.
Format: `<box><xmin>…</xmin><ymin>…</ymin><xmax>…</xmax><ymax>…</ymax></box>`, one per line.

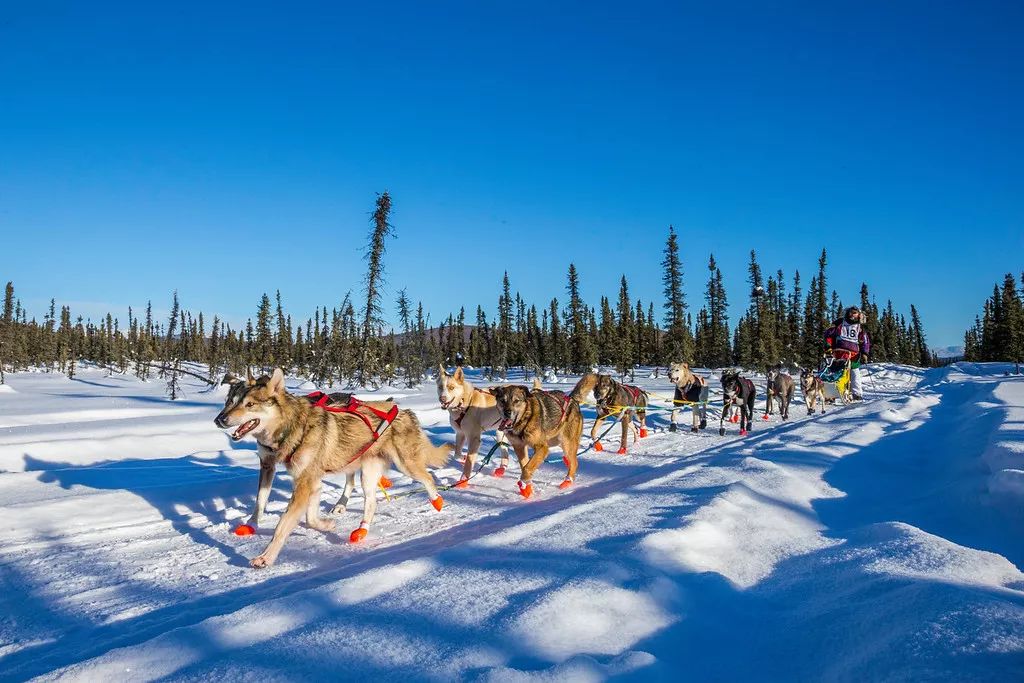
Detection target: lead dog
<box><xmin>764</xmin><ymin>365</ymin><xmax>795</xmax><ymax>420</ymax></box>
<box><xmin>490</xmin><ymin>385</ymin><xmax>583</xmax><ymax>499</ymax></box>
<box><xmin>221</xmin><ymin>374</ymin><xmax>396</xmax><ymax>525</ymax></box>
<box><xmin>216</xmin><ymin>369</ymin><xmax>452</xmax><ymax>567</ymax></box>
<box><xmin>436</xmin><ymin>365</ymin><xmax>510</xmax><ymax>484</ymax></box>
<box><xmin>668</xmin><ymin>362</ymin><xmax>709</xmax><ymax>432</ymax></box>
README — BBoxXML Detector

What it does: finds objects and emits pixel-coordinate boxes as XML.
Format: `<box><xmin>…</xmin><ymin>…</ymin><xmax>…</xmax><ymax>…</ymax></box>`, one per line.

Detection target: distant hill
<box><xmin>933</xmin><ymin>345</ymin><xmax>965</xmax><ymax>359</ymax></box>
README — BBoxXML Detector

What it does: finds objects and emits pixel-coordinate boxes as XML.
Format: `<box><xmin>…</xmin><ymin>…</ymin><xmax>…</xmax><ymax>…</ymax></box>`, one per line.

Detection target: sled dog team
<box><xmin>215</xmin><ymin>363</ymin><xmax>833</xmax><ymax>567</ymax></box>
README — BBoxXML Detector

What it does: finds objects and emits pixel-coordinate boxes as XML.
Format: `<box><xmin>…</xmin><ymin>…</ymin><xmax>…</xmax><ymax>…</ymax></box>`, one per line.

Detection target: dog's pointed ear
<box><xmin>453</xmin><ymin>366</ymin><xmax>464</xmax><ymax>382</ymax></box>
<box><xmin>438</xmin><ymin>364</ymin><xmax>447</xmax><ymax>378</ymax></box>
<box><xmin>532</xmin><ymin>377</ymin><xmax>542</xmax><ymax>391</ymax></box>
<box><xmin>268</xmin><ymin>368</ymin><xmax>285</xmax><ymax>394</ymax></box>
<box><xmin>246</xmin><ymin>367</ymin><xmax>255</xmax><ymax>385</ymax></box>
<box><xmin>221</xmin><ymin>372</ymin><xmax>241</xmax><ymax>385</ymax></box>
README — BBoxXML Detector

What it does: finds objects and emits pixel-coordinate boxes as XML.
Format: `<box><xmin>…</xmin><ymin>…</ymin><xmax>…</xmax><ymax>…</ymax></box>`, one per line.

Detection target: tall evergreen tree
<box><xmin>615</xmin><ymin>275</ymin><xmax>635</xmax><ymax>376</ymax></box>
<box><xmin>565</xmin><ymin>264</ymin><xmax>595</xmax><ymax>372</ymax></box>
<box><xmin>661</xmin><ymin>226</ymin><xmax>692</xmax><ymax>361</ymax></box>
<box><xmin>357</xmin><ymin>191</ymin><xmax>394</xmax><ymax>387</ymax></box>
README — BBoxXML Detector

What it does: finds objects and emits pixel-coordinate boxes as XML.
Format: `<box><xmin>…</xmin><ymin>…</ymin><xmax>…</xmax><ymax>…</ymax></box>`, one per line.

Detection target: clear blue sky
<box><xmin>2</xmin><ymin>1</ymin><xmax>1021</xmax><ymax>347</ymax></box>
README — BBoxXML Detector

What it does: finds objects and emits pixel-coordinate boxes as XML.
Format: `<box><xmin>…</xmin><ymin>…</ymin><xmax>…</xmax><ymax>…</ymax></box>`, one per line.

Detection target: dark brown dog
<box><xmin>490</xmin><ymin>385</ymin><xmax>584</xmax><ymax>499</ymax></box>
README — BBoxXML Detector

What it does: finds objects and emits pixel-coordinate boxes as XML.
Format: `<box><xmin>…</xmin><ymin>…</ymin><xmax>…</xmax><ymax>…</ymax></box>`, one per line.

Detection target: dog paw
<box><xmin>739</xmin><ymin>429</ymin><xmax>748</xmax><ymax>436</ymax></box>
<box><xmin>234</xmin><ymin>524</ymin><xmax>256</xmax><ymax>536</ymax></box>
<box><xmin>719</xmin><ymin>428</ymin><xmax>726</xmax><ymax>436</ymax></box>
<box><xmin>690</xmin><ymin>427</ymin><xmax>699</xmax><ymax>433</ymax></box>
<box><xmin>431</xmin><ymin>496</ymin><xmax>444</xmax><ymax>511</ymax></box>
<box><xmin>493</xmin><ymin>466</ymin><xmax>506</xmax><ymax>478</ymax></box>
<box><xmin>378</xmin><ymin>476</ymin><xmax>393</xmax><ymax>489</ymax></box>
<box><xmin>453</xmin><ymin>478</ymin><xmax>469</xmax><ymax>489</ymax></box>
<box><xmin>330</xmin><ymin>503</ymin><xmax>347</xmax><ymax>515</ymax></box>
<box><xmin>250</xmin><ymin>555</ymin><xmax>271</xmax><ymax>569</ymax></box>
<box><xmin>669</xmin><ymin>423</ymin><xmax>677</xmax><ymax>433</ymax></box>
<box><xmin>593</xmin><ymin>441</ymin><xmax>604</xmax><ymax>452</ymax></box>
<box><xmin>349</xmin><ymin>527</ymin><xmax>368</xmax><ymax>543</ymax></box>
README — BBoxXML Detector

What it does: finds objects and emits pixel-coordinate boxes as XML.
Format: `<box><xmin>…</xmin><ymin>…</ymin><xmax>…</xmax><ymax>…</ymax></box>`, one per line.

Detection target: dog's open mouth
<box><xmin>231</xmin><ymin>419</ymin><xmax>260</xmax><ymax>440</ymax></box>
<box><xmin>498</xmin><ymin>417</ymin><xmax>514</xmax><ymax>430</ymax></box>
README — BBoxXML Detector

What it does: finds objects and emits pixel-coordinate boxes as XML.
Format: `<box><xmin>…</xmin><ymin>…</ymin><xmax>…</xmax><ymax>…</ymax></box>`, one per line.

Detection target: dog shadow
<box><xmin>23</xmin><ymin>449</ymin><xmax>282</xmax><ymax>568</ymax></box>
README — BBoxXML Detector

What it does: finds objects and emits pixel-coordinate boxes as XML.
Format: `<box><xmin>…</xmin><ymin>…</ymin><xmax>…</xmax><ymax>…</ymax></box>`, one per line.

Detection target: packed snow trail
<box><xmin>0</xmin><ymin>364</ymin><xmax>1021</xmax><ymax>681</ymax></box>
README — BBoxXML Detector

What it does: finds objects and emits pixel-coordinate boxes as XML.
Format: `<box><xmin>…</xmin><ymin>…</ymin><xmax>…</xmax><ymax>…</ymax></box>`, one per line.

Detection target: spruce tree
<box><xmin>548</xmin><ymin>298</ymin><xmax>565</xmax><ymax>372</ymax></box>
<box><xmin>357</xmin><ymin>191</ymin><xmax>394</xmax><ymax>387</ymax></box>
<box><xmin>255</xmin><ymin>293</ymin><xmax>274</xmax><ymax>372</ymax></box>
<box><xmin>566</xmin><ymin>264</ymin><xmax>595</xmax><ymax>372</ymax></box>
<box><xmin>661</xmin><ymin>226</ymin><xmax>692</xmax><ymax>361</ymax></box>
<box><xmin>616</xmin><ymin>275</ymin><xmax>635</xmax><ymax>377</ymax></box>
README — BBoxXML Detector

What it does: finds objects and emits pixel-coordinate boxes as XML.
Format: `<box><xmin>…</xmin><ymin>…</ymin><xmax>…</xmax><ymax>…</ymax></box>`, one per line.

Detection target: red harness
<box><xmin>622</xmin><ymin>384</ymin><xmax>643</xmax><ymax>405</ymax></box>
<box><xmin>537</xmin><ymin>390</ymin><xmax>572</xmax><ymax>423</ymax></box>
<box><xmin>451</xmin><ymin>388</ymin><xmax>487</xmax><ymax>429</ymax></box>
<box><xmin>306</xmin><ymin>391</ymin><xmax>400</xmax><ymax>458</ymax></box>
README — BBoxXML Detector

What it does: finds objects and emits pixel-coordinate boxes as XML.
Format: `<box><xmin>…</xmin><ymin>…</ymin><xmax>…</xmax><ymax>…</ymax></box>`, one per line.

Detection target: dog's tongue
<box><xmin>232</xmin><ymin>419</ymin><xmax>258</xmax><ymax>440</ymax></box>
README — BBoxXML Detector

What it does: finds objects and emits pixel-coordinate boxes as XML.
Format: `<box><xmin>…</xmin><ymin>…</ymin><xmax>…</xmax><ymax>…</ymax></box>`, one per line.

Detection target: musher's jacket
<box><xmin>825</xmin><ymin>317</ymin><xmax>871</xmax><ymax>358</ymax></box>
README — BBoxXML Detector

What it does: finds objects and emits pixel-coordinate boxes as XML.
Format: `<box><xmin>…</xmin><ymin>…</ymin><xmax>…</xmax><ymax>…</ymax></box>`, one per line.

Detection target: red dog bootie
<box><xmin>454</xmin><ymin>478</ymin><xmax>469</xmax><ymax>489</ymax></box>
<box><xmin>517</xmin><ymin>480</ymin><xmax>533</xmax><ymax>499</ymax></box>
<box><xmin>739</xmin><ymin>429</ymin><xmax>748</xmax><ymax>436</ymax></box>
<box><xmin>349</xmin><ymin>525</ymin><xmax>368</xmax><ymax>543</ymax></box>
<box><xmin>493</xmin><ymin>465</ymin><xmax>506</xmax><ymax>478</ymax></box>
<box><xmin>558</xmin><ymin>478</ymin><xmax>573</xmax><ymax>489</ymax></box>
<box><xmin>639</xmin><ymin>428</ymin><xmax>648</xmax><ymax>438</ymax></box>
<box><xmin>617</xmin><ymin>447</ymin><xmax>628</xmax><ymax>455</ymax></box>
<box><xmin>234</xmin><ymin>524</ymin><xmax>256</xmax><ymax>536</ymax></box>
<box><xmin>761</xmin><ymin>414</ymin><xmax>770</xmax><ymax>421</ymax></box>
<box><xmin>593</xmin><ymin>441</ymin><xmax>604</xmax><ymax>452</ymax></box>
<box><xmin>379</xmin><ymin>476</ymin><xmax>393</xmax><ymax>489</ymax></box>
<box><xmin>431</xmin><ymin>496</ymin><xmax>444</xmax><ymax>511</ymax></box>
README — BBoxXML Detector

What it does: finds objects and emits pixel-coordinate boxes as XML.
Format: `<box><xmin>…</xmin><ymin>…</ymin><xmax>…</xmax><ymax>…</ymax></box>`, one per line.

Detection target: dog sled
<box><xmin>818</xmin><ymin>350</ymin><xmax>855</xmax><ymax>404</ymax></box>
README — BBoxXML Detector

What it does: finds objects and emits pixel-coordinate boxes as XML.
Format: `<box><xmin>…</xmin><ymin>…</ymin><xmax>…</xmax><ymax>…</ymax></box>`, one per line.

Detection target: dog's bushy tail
<box><xmin>568</xmin><ymin>373</ymin><xmax>596</xmax><ymax>403</ymax></box>
<box><xmin>424</xmin><ymin>440</ymin><xmax>453</xmax><ymax>468</ymax></box>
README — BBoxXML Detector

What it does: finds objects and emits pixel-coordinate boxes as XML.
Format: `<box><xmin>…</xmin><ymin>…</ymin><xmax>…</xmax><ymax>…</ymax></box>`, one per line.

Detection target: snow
<box><xmin>0</xmin><ymin>363</ymin><xmax>1021</xmax><ymax>681</ymax></box>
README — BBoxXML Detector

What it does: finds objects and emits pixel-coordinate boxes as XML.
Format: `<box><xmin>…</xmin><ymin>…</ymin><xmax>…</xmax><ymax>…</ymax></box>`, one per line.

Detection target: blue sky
<box><xmin>2</xmin><ymin>1</ymin><xmax>1021</xmax><ymax>346</ymax></box>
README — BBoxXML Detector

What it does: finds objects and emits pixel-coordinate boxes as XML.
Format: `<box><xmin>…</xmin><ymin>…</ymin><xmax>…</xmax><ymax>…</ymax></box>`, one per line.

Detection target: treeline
<box><xmin>0</xmin><ymin>194</ymin><xmax>937</xmax><ymax>391</ymax></box>
<box><xmin>962</xmin><ymin>273</ymin><xmax>1024</xmax><ymax>369</ymax></box>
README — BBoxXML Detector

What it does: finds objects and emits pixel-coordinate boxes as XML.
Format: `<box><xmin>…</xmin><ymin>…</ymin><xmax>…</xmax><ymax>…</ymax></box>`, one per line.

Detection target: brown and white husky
<box><xmin>216</xmin><ymin>369</ymin><xmax>452</xmax><ymax>567</ymax></box>
<box><xmin>436</xmin><ymin>365</ymin><xmax>510</xmax><ymax>485</ymax></box>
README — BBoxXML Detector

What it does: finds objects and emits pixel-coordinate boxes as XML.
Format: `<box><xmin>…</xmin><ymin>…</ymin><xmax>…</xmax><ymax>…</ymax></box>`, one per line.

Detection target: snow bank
<box><xmin>1</xmin><ymin>363</ymin><xmax>1022</xmax><ymax>681</ymax></box>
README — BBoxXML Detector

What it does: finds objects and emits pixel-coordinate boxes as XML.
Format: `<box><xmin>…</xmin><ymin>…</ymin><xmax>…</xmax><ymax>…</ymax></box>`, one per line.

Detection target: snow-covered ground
<box><xmin>0</xmin><ymin>363</ymin><xmax>1021</xmax><ymax>681</ymax></box>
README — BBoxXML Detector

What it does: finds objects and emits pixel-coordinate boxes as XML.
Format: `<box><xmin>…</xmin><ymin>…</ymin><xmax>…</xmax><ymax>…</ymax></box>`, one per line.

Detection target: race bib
<box><xmin>839</xmin><ymin>322</ymin><xmax>860</xmax><ymax>343</ymax></box>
